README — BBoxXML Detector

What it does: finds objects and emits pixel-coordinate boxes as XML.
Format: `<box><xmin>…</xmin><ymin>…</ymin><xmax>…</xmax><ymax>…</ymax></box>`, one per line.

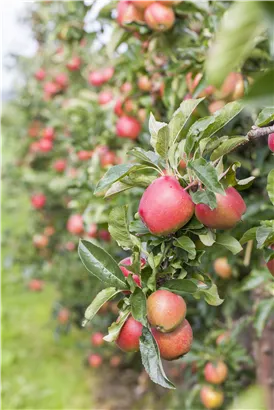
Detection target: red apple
<box><xmin>98</xmin><ymin>91</ymin><xmax>113</xmax><ymax>105</ymax></box>
<box><xmin>208</xmin><ymin>100</ymin><xmax>226</xmax><ymax>114</ymax></box>
<box><xmin>138</xmin><ymin>176</ymin><xmax>195</xmax><ymax>235</ymax></box>
<box><xmin>204</xmin><ymin>361</ymin><xmax>228</xmax><ymax>384</ymax></box>
<box><xmin>116</xmin><ymin>316</ymin><xmax>143</xmax><ymax>352</ymax></box>
<box><xmin>144</xmin><ymin>3</ymin><xmax>175</xmax><ymax>32</ymax></box>
<box><xmin>88</xmin><ymin>354</ymin><xmax>102</xmax><ymax>368</ymax></box>
<box><xmin>87</xmin><ymin>223</ymin><xmax>97</xmax><ymax>238</ymax></box>
<box><xmin>110</xmin><ymin>355</ymin><xmax>122</xmax><ymax>367</ymax></box>
<box><xmin>100</xmin><ymin>151</ymin><xmax>117</xmax><ymax>167</ymax></box>
<box><xmin>132</xmin><ymin>0</ymin><xmax>154</xmax><ymax>9</ymax></box>
<box><xmin>53</xmin><ymin>159</ymin><xmax>66</xmax><ymax>173</ymax></box>
<box><xmin>58</xmin><ymin>308</ymin><xmax>70</xmax><ymax>324</ymax></box>
<box><xmin>138</xmin><ymin>75</ymin><xmax>152</xmax><ymax>92</ymax></box>
<box><xmin>44</xmin><ymin>226</ymin><xmax>55</xmax><ymax>236</ymax></box>
<box><xmin>54</xmin><ymin>73</ymin><xmax>69</xmax><ymax>89</ymax></box>
<box><xmin>213</xmin><ymin>257</ymin><xmax>232</xmax><ymax>279</ymax></box>
<box><xmin>66</xmin><ymin>56</ymin><xmax>81</xmax><ymax>71</ymax></box>
<box><xmin>43</xmin><ymin>81</ymin><xmax>59</xmax><ymax>97</ymax></box>
<box><xmin>91</xmin><ymin>332</ymin><xmax>104</xmax><ymax>347</ymax></box>
<box><xmin>268</xmin><ymin>133</ymin><xmax>274</xmax><ymax>152</ymax></box>
<box><xmin>195</xmin><ymin>187</ymin><xmax>246</xmax><ymax>230</ymax></box>
<box><xmin>28</xmin><ymin>279</ymin><xmax>44</xmax><ymax>292</ymax></box>
<box><xmin>114</xmin><ymin>99</ymin><xmax>125</xmax><ymax>117</ymax></box>
<box><xmin>77</xmin><ymin>150</ymin><xmax>92</xmax><ymax>161</ymax></box>
<box><xmin>117</xmin><ymin>0</ymin><xmax>145</xmax><ymax>27</ymax></box>
<box><xmin>119</xmin><ymin>256</ymin><xmax>146</xmax><ymax>289</ymax></box>
<box><xmin>33</xmin><ymin>234</ymin><xmax>49</xmax><ymax>249</ymax></box>
<box><xmin>200</xmin><ymin>386</ymin><xmax>224</xmax><ymax>409</ymax></box>
<box><xmin>88</xmin><ymin>71</ymin><xmax>105</xmax><ymax>87</ymax></box>
<box><xmin>35</xmin><ymin>68</ymin><xmax>46</xmax><ymax>81</ymax></box>
<box><xmin>39</xmin><ymin>138</ymin><xmax>53</xmax><ymax>152</ymax></box>
<box><xmin>42</xmin><ymin>127</ymin><xmax>55</xmax><ymax>140</ymax></box>
<box><xmin>216</xmin><ymin>331</ymin><xmax>230</xmax><ymax>345</ymax></box>
<box><xmin>120</xmin><ymin>82</ymin><xmax>132</xmax><ymax>94</ymax></box>
<box><xmin>102</xmin><ymin>67</ymin><xmax>114</xmax><ymax>82</ymax></box>
<box><xmin>67</xmin><ymin>214</ymin><xmax>84</xmax><ymax>235</ymax></box>
<box><xmin>65</xmin><ymin>241</ymin><xmax>76</xmax><ymax>251</ymax></box>
<box><xmin>116</xmin><ymin>116</ymin><xmax>141</xmax><ymax>140</ymax></box>
<box><xmin>98</xmin><ymin>229</ymin><xmax>111</xmax><ymax>242</ymax></box>
<box><xmin>31</xmin><ymin>194</ymin><xmax>46</xmax><ymax>209</ymax></box>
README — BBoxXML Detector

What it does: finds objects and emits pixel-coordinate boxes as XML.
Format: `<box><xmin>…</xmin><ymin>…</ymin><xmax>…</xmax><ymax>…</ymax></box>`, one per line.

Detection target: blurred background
<box><xmin>2</xmin><ymin>1</ymin><xmax>274</xmax><ymax>409</ymax></box>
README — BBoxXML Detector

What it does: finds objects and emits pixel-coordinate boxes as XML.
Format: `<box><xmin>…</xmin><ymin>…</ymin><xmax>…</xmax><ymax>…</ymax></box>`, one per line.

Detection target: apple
<box><xmin>204</xmin><ymin>361</ymin><xmax>228</xmax><ymax>384</ymax></box>
<box><xmin>200</xmin><ymin>386</ymin><xmax>224</xmax><ymax>409</ymax></box>
<box><xmin>116</xmin><ymin>316</ymin><xmax>143</xmax><ymax>352</ymax></box>
<box><xmin>213</xmin><ymin>257</ymin><xmax>232</xmax><ymax>279</ymax></box>
<box><xmin>31</xmin><ymin>194</ymin><xmax>46</xmax><ymax>209</ymax></box>
<box><xmin>116</xmin><ymin>116</ymin><xmax>141</xmax><ymax>140</ymax></box>
<box><xmin>144</xmin><ymin>3</ymin><xmax>175</xmax><ymax>32</ymax></box>
<box><xmin>268</xmin><ymin>133</ymin><xmax>274</xmax><ymax>152</ymax></box>
<box><xmin>67</xmin><ymin>214</ymin><xmax>84</xmax><ymax>235</ymax></box>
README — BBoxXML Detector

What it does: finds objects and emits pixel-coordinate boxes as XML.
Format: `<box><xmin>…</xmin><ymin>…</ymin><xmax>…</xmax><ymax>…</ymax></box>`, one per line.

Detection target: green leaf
<box><xmin>256</xmin><ymin>226</ymin><xmax>274</xmax><ymax>248</ymax></box>
<box><xmin>244</xmin><ymin>69</ymin><xmax>274</xmax><ymax>107</ymax></box>
<box><xmin>206</xmin><ymin>1</ymin><xmax>264</xmax><ymax>87</ymax></box>
<box><xmin>210</xmin><ymin>137</ymin><xmax>248</xmax><ymax>161</ymax></box>
<box><xmin>199</xmin><ymin>231</ymin><xmax>216</xmax><ymax>246</ymax></box>
<box><xmin>216</xmin><ymin>234</ymin><xmax>243</xmax><ymax>255</ymax></box>
<box><xmin>255</xmin><ymin>107</ymin><xmax>274</xmax><ymax>127</ymax></box>
<box><xmin>130</xmin><ymin>288</ymin><xmax>147</xmax><ymax>326</ymax></box>
<box><xmin>129</xmin><ymin>147</ymin><xmax>162</xmax><ymax>168</ymax></box>
<box><xmin>174</xmin><ymin>236</ymin><xmax>196</xmax><ymax>259</ymax></box>
<box><xmin>78</xmin><ymin>239</ymin><xmax>127</xmax><ymax>290</ymax></box>
<box><xmin>161</xmin><ymin>279</ymin><xmax>198</xmax><ymax>294</ymax></box>
<box><xmin>107</xmin><ymin>26</ymin><xmax>131</xmax><ymax>56</ymax></box>
<box><xmin>254</xmin><ymin>299</ymin><xmax>274</xmax><ymax>337</ymax></box>
<box><xmin>197</xmin><ymin>283</ymin><xmax>224</xmax><ymax>306</ymax></box>
<box><xmin>189</xmin><ymin>158</ymin><xmax>225</xmax><ymax>195</ymax></box>
<box><xmin>267</xmin><ymin>169</ymin><xmax>274</xmax><ymax>206</ymax></box>
<box><xmin>169</xmin><ymin>98</ymin><xmax>204</xmax><ymax>144</ymax></box>
<box><xmin>82</xmin><ymin>287</ymin><xmax>121</xmax><ymax>327</ymax></box>
<box><xmin>105</xmin><ymin>180</ymin><xmax>132</xmax><ymax>198</ymax></box>
<box><xmin>108</xmin><ymin>206</ymin><xmax>132</xmax><ymax>249</ymax></box>
<box><xmin>129</xmin><ymin>219</ymin><xmax>150</xmax><ymax>235</ymax></box>
<box><xmin>190</xmin><ymin>189</ymin><xmax>217</xmax><ymax>210</ymax></box>
<box><xmin>95</xmin><ymin>164</ymin><xmax>138</xmax><ymax>194</ymax></box>
<box><xmin>149</xmin><ymin>113</ymin><xmax>168</xmax><ymax>150</ymax></box>
<box><xmin>139</xmin><ymin>327</ymin><xmax>175</xmax><ymax>390</ymax></box>
<box><xmin>104</xmin><ymin>308</ymin><xmax>131</xmax><ymax>342</ymax></box>
<box><xmin>241</xmin><ymin>268</ymin><xmax>271</xmax><ymax>291</ymax></box>
<box><xmin>239</xmin><ymin>227</ymin><xmax>258</xmax><ymax>245</ymax></box>
<box><xmin>185</xmin><ymin>116</ymin><xmax>214</xmax><ymax>155</ymax></box>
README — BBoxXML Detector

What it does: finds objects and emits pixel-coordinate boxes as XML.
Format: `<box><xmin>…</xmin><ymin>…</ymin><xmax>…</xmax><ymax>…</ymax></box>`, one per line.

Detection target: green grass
<box><xmin>1</xmin><ymin>130</ymin><xmax>95</xmax><ymax>409</ymax></box>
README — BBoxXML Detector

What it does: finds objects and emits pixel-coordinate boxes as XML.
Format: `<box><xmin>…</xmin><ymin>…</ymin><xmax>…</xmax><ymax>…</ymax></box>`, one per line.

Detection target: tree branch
<box><xmin>247</xmin><ymin>124</ymin><xmax>274</xmax><ymax>141</ymax></box>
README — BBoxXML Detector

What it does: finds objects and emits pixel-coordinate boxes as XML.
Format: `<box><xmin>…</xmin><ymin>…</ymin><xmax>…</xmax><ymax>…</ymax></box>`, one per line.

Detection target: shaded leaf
<box><xmin>216</xmin><ymin>234</ymin><xmax>242</xmax><ymax>254</ymax></box>
<box><xmin>83</xmin><ymin>287</ymin><xmax>121</xmax><ymax>327</ymax></box>
<box><xmin>109</xmin><ymin>206</ymin><xmax>132</xmax><ymax>249</ymax></box>
<box><xmin>104</xmin><ymin>308</ymin><xmax>130</xmax><ymax>342</ymax></box>
<box><xmin>210</xmin><ymin>137</ymin><xmax>248</xmax><ymax>161</ymax></box>
<box><xmin>131</xmin><ymin>287</ymin><xmax>147</xmax><ymax>326</ymax></box>
<box><xmin>189</xmin><ymin>158</ymin><xmax>225</xmax><ymax>194</ymax></box>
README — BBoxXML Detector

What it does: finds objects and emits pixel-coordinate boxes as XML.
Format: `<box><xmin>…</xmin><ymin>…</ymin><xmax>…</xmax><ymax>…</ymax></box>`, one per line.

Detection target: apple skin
<box><xmin>132</xmin><ymin>0</ymin><xmax>154</xmax><ymax>9</ymax></box>
<box><xmin>138</xmin><ymin>176</ymin><xmax>195</xmax><ymax>236</ymax></box>
<box><xmin>88</xmin><ymin>71</ymin><xmax>105</xmax><ymax>87</ymax></box>
<box><xmin>54</xmin><ymin>73</ymin><xmax>68</xmax><ymax>89</ymax></box>
<box><xmin>66</xmin><ymin>56</ymin><xmax>81</xmax><ymax>71</ymax></box>
<box><xmin>138</xmin><ymin>75</ymin><xmax>152</xmax><ymax>92</ymax></box>
<box><xmin>87</xmin><ymin>223</ymin><xmax>97</xmax><ymax>238</ymax></box>
<box><xmin>144</xmin><ymin>3</ymin><xmax>175</xmax><ymax>32</ymax></box>
<box><xmin>114</xmin><ymin>99</ymin><xmax>124</xmax><ymax>117</ymax></box>
<box><xmin>268</xmin><ymin>133</ymin><xmax>274</xmax><ymax>152</ymax></box>
<box><xmin>200</xmin><ymin>386</ymin><xmax>224</xmax><ymax>409</ymax></box>
<box><xmin>67</xmin><ymin>214</ymin><xmax>84</xmax><ymax>235</ymax></box>
<box><xmin>208</xmin><ymin>100</ymin><xmax>226</xmax><ymax>114</ymax></box>
<box><xmin>44</xmin><ymin>226</ymin><xmax>55</xmax><ymax>236</ymax></box>
<box><xmin>116</xmin><ymin>116</ymin><xmax>141</xmax><ymax>140</ymax></box>
<box><xmin>98</xmin><ymin>229</ymin><xmax>111</xmax><ymax>242</ymax></box>
<box><xmin>88</xmin><ymin>354</ymin><xmax>102</xmax><ymax>368</ymax></box>
<box><xmin>91</xmin><ymin>332</ymin><xmax>104</xmax><ymax>347</ymax></box>
<box><xmin>65</xmin><ymin>241</ymin><xmax>76</xmax><ymax>252</ymax></box>
<box><xmin>58</xmin><ymin>308</ymin><xmax>70</xmax><ymax>324</ymax></box>
<box><xmin>33</xmin><ymin>234</ymin><xmax>49</xmax><ymax>249</ymax></box>
<box><xmin>39</xmin><ymin>138</ymin><xmax>53</xmax><ymax>152</ymax></box>
<box><xmin>116</xmin><ymin>316</ymin><xmax>143</xmax><ymax>352</ymax></box>
<box><xmin>42</xmin><ymin>127</ymin><xmax>55</xmax><ymax>140</ymax></box>
<box><xmin>53</xmin><ymin>159</ymin><xmax>66</xmax><ymax>172</ymax></box>
<box><xmin>31</xmin><ymin>194</ymin><xmax>46</xmax><ymax>209</ymax></box>
<box><xmin>110</xmin><ymin>355</ymin><xmax>122</xmax><ymax>367</ymax></box>
<box><xmin>220</xmin><ymin>72</ymin><xmax>244</xmax><ymax>101</ymax></box>
<box><xmin>120</xmin><ymin>82</ymin><xmax>132</xmax><ymax>94</ymax></box>
<box><xmin>214</xmin><ymin>257</ymin><xmax>232</xmax><ymax>279</ymax></box>
<box><xmin>147</xmin><ymin>290</ymin><xmax>186</xmax><ymax>332</ymax></box>
<box><xmin>204</xmin><ymin>361</ymin><xmax>228</xmax><ymax>384</ymax></box>
<box><xmin>98</xmin><ymin>91</ymin><xmax>113</xmax><ymax>105</ymax></box>
<box><xmin>117</xmin><ymin>0</ymin><xmax>145</xmax><ymax>27</ymax></box>
<box><xmin>77</xmin><ymin>150</ymin><xmax>92</xmax><ymax>161</ymax></box>
<box><xmin>119</xmin><ymin>256</ymin><xmax>146</xmax><ymax>290</ymax></box>
<box><xmin>35</xmin><ymin>68</ymin><xmax>46</xmax><ymax>81</ymax></box>
<box><xmin>152</xmin><ymin>319</ymin><xmax>193</xmax><ymax>360</ymax></box>
<box><xmin>28</xmin><ymin>279</ymin><xmax>44</xmax><ymax>292</ymax></box>
<box><xmin>195</xmin><ymin>187</ymin><xmax>246</xmax><ymax>230</ymax></box>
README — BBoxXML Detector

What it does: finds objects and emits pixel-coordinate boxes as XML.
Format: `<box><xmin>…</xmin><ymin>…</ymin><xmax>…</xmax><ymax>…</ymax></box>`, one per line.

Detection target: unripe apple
<box><xmin>116</xmin><ymin>116</ymin><xmax>141</xmax><ymax>140</ymax></box>
<box><xmin>54</xmin><ymin>73</ymin><xmax>69</xmax><ymax>89</ymax></box>
<box><xmin>138</xmin><ymin>176</ymin><xmax>195</xmax><ymax>235</ymax></box>
<box><xmin>144</xmin><ymin>3</ymin><xmax>175</xmax><ymax>32</ymax></box>
<box><xmin>100</xmin><ymin>151</ymin><xmax>117</xmax><ymax>167</ymax></box>
<box><xmin>53</xmin><ymin>159</ymin><xmax>66</xmax><ymax>172</ymax></box>
<box><xmin>147</xmin><ymin>290</ymin><xmax>186</xmax><ymax>332</ymax></box>
<box><xmin>216</xmin><ymin>331</ymin><xmax>230</xmax><ymax>345</ymax></box>
<box><xmin>110</xmin><ymin>355</ymin><xmax>122</xmax><ymax>367</ymax></box>
<box><xmin>98</xmin><ymin>91</ymin><xmax>113</xmax><ymax>105</ymax></box>
<box><xmin>98</xmin><ymin>229</ymin><xmax>111</xmax><ymax>242</ymax></box>
<box><xmin>204</xmin><ymin>361</ymin><xmax>228</xmax><ymax>384</ymax></box>
<box><xmin>87</xmin><ymin>223</ymin><xmax>97</xmax><ymax>238</ymax></box>
<box><xmin>39</xmin><ymin>138</ymin><xmax>53</xmax><ymax>152</ymax></box>
<box><xmin>66</xmin><ymin>56</ymin><xmax>81</xmax><ymax>71</ymax></box>
<box><xmin>42</xmin><ymin>127</ymin><xmax>55</xmax><ymax>140</ymax></box>
<box><xmin>213</xmin><ymin>257</ymin><xmax>232</xmax><ymax>279</ymax></box>
<box><xmin>200</xmin><ymin>386</ymin><xmax>224</xmax><ymax>409</ymax></box>
<box><xmin>88</xmin><ymin>354</ymin><xmax>102</xmax><ymax>368</ymax></box>
<box><xmin>114</xmin><ymin>99</ymin><xmax>125</xmax><ymax>117</ymax></box>
<box><xmin>77</xmin><ymin>150</ymin><xmax>92</xmax><ymax>161</ymax></box>
<box><xmin>88</xmin><ymin>71</ymin><xmax>105</xmax><ymax>87</ymax></box>
<box><xmin>132</xmin><ymin>0</ymin><xmax>154</xmax><ymax>9</ymax></box>
<box><xmin>31</xmin><ymin>194</ymin><xmax>46</xmax><ymax>209</ymax></box>
<box><xmin>33</xmin><ymin>234</ymin><xmax>49</xmax><ymax>249</ymax></box>
<box><xmin>117</xmin><ymin>0</ymin><xmax>145</xmax><ymax>27</ymax></box>
<box><xmin>268</xmin><ymin>133</ymin><xmax>274</xmax><ymax>152</ymax></box>
<box><xmin>28</xmin><ymin>279</ymin><xmax>44</xmax><ymax>292</ymax></box>
<box><xmin>266</xmin><ymin>245</ymin><xmax>274</xmax><ymax>276</ymax></box>
<box><xmin>44</xmin><ymin>226</ymin><xmax>55</xmax><ymax>236</ymax></box>
<box><xmin>208</xmin><ymin>100</ymin><xmax>226</xmax><ymax>114</ymax></box>
<box><xmin>91</xmin><ymin>332</ymin><xmax>104</xmax><ymax>347</ymax></box>
<box><xmin>67</xmin><ymin>214</ymin><xmax>84</xmax><ymax>235</ymax></box>
<box><xmin>138</xmin><ymin>75</ymin><xmax>152</xmax><ymax>92</ymax></box>
<box><xmin>152</xmin><ymin>319</ymin><xmax>193</xmax><ymax>360</ymax></box>
<box><xmin>195</xmin><ymin>187</ymin><xmax>246</xmax><ymax>229</ymax></box>
<box><xmin>35</xmin><ymin>68</ymin><xmax>46</xmax><ymax>81</ymax></box>
<box><xmin>58</xmin><ymin>308</ymin><xmax>70</xmax><ymax>324</ymax></box>
<box><xmin>220</xmin><ymin>72</ymin><xmax>244</xmax><ymax>101</ymax></box>
<box><xmin>116</xmin><ymin>316</ymin><xmax>143</xmax><ymax>352</ymax></box>
<box><xmin>120</xmin><ymin>82</ymin><xmax>132</xmax><ymax>94</ymax></box>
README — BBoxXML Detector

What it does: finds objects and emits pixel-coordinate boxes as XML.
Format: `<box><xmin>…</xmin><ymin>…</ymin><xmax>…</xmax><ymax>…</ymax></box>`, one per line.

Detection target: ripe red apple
<box><xmin>58</xmin><ymin>308</ymin><xmax>70</xmax><ymax>324</ymax></box>
<box><xmin>120</xmin><ymin>82</ymin><xmax>132</xmax><ymax>94</ymax></box>
<box><xmin>31</xmin><ymin>194</ymin><xmax>46</xmax><ymax>209</ymax></box>
<box><xmin>42</xmin><ymin>127</ymin><xmax>55</xmax><ymax>140</ymax></box>
<box><xmin>144</xmin><ymin>3</ymin><xmax>175</xmax><ymax>32</ymax></box>
<box><xmin>200</xmin><ymin>386</ymin><xmax>224</xmax><ymax>409</ymax></box>
<box><xmin>28</xmin><ymin>279</ymin><xmax>44</xmax><ymax>292</ymax></box>
<box><xmin>39</xmin><ymin>138</ymin><xmax>53</xmax><ymax>152</ymax></box>
<box><xmin>77</xmin><ymin>150</ymin><xmax>92</xmax><ymax>161</ymax></box>
<box><xmin>67</xmin><ymin>214</ymin><xmax>84</xmax><ymax>235</ymax></box>
<box><xmin>91</xmin><ymin>332</ymin><xmax>104</xmax><ymax>347</ymax></box>
<box><xmin>100</xmin><ymin>151</ymin><xmax>117</xmax><ymax>167</ymax></box>
<box><xmin>54</xmin><ymin>73</ymin><xmax>69</xmax><ymax>89</ymax></box>
<box><xmin>204</xmin><ymin>361</ymin><xmax>228</xmax><ymax>384</ymax></box>
<box><xmin>147</xmin><ymin>290</ymin><xmax>186</xmax><ymax>332</ymax></box>
<box><xmin>43</xmin><ymin>81</ymin><xmax>59</xmax><ymax>97</ymax></box>
<box><xmin>117</xmin><ymin>0</ymin><xmax>145</xmax><ymax>27</ymax></box>
<box><xmin>110</xmin><ymin>355</ymin><xmax>122</xmax><ymax>367</ymax></box>
<box><xmin>53</xmin><ymin>159</ymin><xmax>66</xmax><ymax>172</ymax></box>
<box><xmin>214</xmin><ymin>257</ymin><xmax>232</xmax><ymax>279</ymax></box>
<box><xmin>65</xmin><ymin>241</ymin><xmax>76</xmax><ymax>251</ymax></box>
<box><xmin>98</xmin><ymin>91</ymin><xmax>113</xmax><ymax>105</ymax></box>
<box><xmin>88</xmin><ymin>71</ymin><xmax>105</xmax><ymax>87</ymax></box>
<box><xmin>98</xmin><ymin>229</ymin><xmax>111</xmax><ymax>242</ymax></box>
<box><xmin>132</xmin><ymin>0</ymin><xmax>154</xmax><ymax>9</ymax></box>
<box><xmin>195</xmin><ymin>187</ymin><xmax>246</xmax><ymax>229</ymax></box>
<box><xmin>114</xmin><ymin>99</ymin><xmax>125</xmax><ymax>117</ymax></box>
<box><xmin>35</xmin><ymin>68</ymin><xmax>46</xmax><ymax>81</ymax></box>
<box><xmin>138</xmin><ymin>75</ymin><xmax>152</xmax><ymax>92</ymax></box>
<box><xmin>88</xmin><ymin>354</ymin><xmax>102</xmax><ymax>368</ymax></box>
<box><xmin>116</xmin><ymin>116</ymin><xmax>141</xmax><ymax>140</ymax></box>
<box><xmin>138</xmin><ymin>176</ymin><xmax>195</xmax><ymax>235</ymax></box>
<box><xmin>116</xmin><ymin>316</ymin><xmax>143</xmax><ymax>352</ymax></box>
<box><xmin>268</xmin><ymin>133</ymin><xmax>274</xmax><ymax>152</ymax></box>
<box><xmin>33</xmin><ymin>234</ymin><xmax>49</xmax><ymax>249</ymax></box>
<box><xmin>102</xmin><ymin>67</ymin><xmax>114</xmax><ymax>82</ymax></box>
<box><xmin>66</xmin><ymin>56</ymin><xmax>81</xmax><ymax>71</ymax></box>
<box><xmin>119</xmin><ymin>256</ymin><xmax>146</xmax><ymax>289</ymax></box>
<box><xmin>152</xmin><ymin>319</ymin><xmax>193</xmax><ymax>360</ymax></box>
<box><xmin>87</xmin><ymin>223</ymin><xmax>97</xmax><ymax>238</ymax></box>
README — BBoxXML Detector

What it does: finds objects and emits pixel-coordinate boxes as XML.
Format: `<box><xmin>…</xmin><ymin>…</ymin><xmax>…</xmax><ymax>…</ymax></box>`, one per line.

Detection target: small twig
<box><xmin>185</xmin><ymin>181</ymin><xmax>198</xmax><ymax>191</ymax></box>
<box><xmin>247</xmin><ymin>124</ymin><xmax>274</xmax><ymax>140</ymax></box>
<box><xmin>244</xmin><ymin>240</ymin><xmax>253</xmax><ymax>267</ymax></box>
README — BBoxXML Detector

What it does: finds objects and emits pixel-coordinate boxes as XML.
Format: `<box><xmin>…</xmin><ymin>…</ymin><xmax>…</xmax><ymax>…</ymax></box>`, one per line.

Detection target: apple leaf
<box><xmin>215</xmin><ymin>233</ymin><xmax>242</xmax><ymax>255</ymax></box>
<box><xmin>267</xmin><ymin>169</ymin><xmax>274</xmax><ymax>206</ymax></box>
<box><xmin>108</xmin><ymin>206</ymin><xmax>132</xmax><ymax>250</ymax></box>
<box><xmin>189</xmin><ymin>158</ymin><xmax>225</xmax><ymax>195</ymax></box>
<box><xmin>130</xmin><ymin>287</ymin><xmax>147</xmax><ymax>326</ymax></box>
<box><xmin>104</xmin><ymin>307</ymin><xmax>131</xmax><ymax>342</ymax></box>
